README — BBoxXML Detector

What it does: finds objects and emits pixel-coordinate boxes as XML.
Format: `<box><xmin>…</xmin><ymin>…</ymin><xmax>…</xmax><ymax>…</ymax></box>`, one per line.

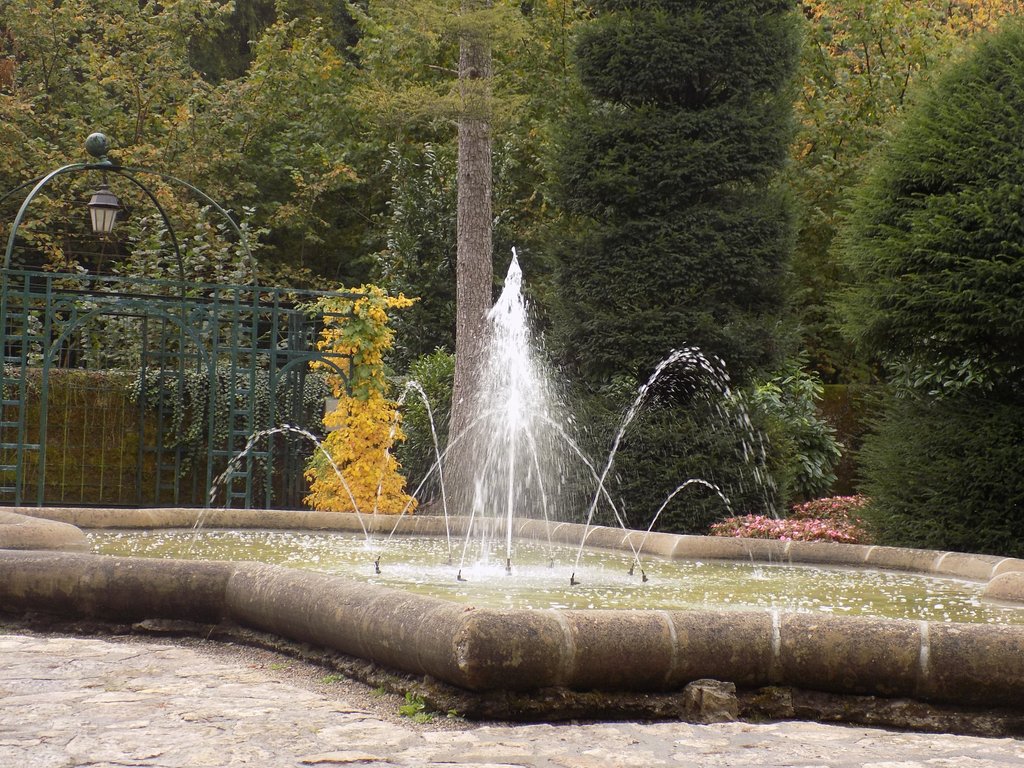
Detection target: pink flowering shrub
<box><xmin>709</xmin><ymin>495</ymin><xmax>871</xmax><ymax>544</ymax></box>
<box><xmin>788</xmin><ymin>494</ymin><xmax>870</xmax><ymax>522</ymax></box>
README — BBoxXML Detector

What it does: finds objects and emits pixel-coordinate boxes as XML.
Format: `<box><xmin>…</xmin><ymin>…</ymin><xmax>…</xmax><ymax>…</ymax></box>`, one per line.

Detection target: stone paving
<box><xmin>2</xmin><ymin>633</ymin><xmax>1024</xmax><ymax>768</ymax></box>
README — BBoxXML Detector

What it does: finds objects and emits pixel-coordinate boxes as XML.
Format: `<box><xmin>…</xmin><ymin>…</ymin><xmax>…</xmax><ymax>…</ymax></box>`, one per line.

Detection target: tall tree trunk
<box><xmin>450</xmin><ymin>1</ymin><xmax>493</xmax><ymax>449</ymax></box>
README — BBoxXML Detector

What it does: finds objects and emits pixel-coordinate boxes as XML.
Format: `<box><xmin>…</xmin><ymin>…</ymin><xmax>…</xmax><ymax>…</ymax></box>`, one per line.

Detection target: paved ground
<box><xmin>2</xmin><ymin>633</ymin><xmax>1024</xmax><ymax>768</ymax></box>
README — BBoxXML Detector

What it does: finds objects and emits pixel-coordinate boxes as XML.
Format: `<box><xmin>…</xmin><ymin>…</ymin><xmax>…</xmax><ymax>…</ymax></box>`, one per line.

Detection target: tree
<box><xmin>553</xmin><ymin>0</ymin><xmax>800</xmax><ymax>386</ymax></box>
<box><xmin>351</xmin><ymin>0</ymin><xmax>584</xmax><ymax>355</ymax></box>
<box><xmin>547</xmin><ymin>0</ymin><xmax>802</xmax><ymax>528</ymax></box>
<box><xmin>835</xmin><ymin>20</ymin><xmax>1024</xmax><ymax>555</ymax></box>
<box><xmin>0</xmin><ymin>0</ymin><xmax>238</xmax><ymax>274</ymax></box>
<box><xmin>451</xmin><ymin>0</ymin><xmax>494</xmax><ymax>441</ymax></box>
<box><xmin>0</xmin><ymin>0</ymin><xmax>370</xmax><ymax>286</ymax></box>
<box><xmin>305</xmin><ymin>286</ymin><xmax>418</xmax><ymax>515</ymax></box>
<box><xmin>789</xmin><ymin>0</ymin><xmax>1022</xmax><ymax>381</ymax></box>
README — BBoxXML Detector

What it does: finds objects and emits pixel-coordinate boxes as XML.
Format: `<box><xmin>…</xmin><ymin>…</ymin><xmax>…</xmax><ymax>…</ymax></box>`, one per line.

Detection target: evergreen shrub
<box><xmin>837</xmin><ymin>22</ymin><xmax>1024</xmax><ymax>555</ymax></box>
<box><xmin>857</xmin><ymin>392</ymin><xmax>1024</xmax><ymax>557</ymax></box>
<box><xmin>548</xmin><ymin>0</ymin><xmax>800</xmax><ymax>526</ymax></box>
<box><xmin>393</xmin><ymin>349</ymin><xmax>454</xmax><ymax>503</ymax></box>
<box><xmin>572</xmin><ymin>383</ymin><xmax>780</xmax><ymax>533</ymax></box>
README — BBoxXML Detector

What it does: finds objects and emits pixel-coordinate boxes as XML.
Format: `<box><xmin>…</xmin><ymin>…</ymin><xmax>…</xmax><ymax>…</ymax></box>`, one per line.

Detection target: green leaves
<box><xmin>834</xmin><ymin>21</ymin><xmax>1024</xmax><ymax>556</ymax></box>
<box><xmin>857</xmin><ymin>390</ymin><xmax>1024</xmax><ymax>556</ymax></box>
<box><xmin>836</xmin><ymin>21</ymin><xmax>1024</xmax><ymax>394</ymax></box>
<box><xmin>0</xmin><ymin>0</ymin><xmax>368</xmax><ymax>286</ymax></box>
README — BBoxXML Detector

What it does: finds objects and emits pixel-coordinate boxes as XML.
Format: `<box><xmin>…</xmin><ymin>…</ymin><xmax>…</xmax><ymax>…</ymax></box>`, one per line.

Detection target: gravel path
<box><xmin>2</xmin><ymin>631</ymin><xmax>1024</xmax><ymax>767</ymax></box>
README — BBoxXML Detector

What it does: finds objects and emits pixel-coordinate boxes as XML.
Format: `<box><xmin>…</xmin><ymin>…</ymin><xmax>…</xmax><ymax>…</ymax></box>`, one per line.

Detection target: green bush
<box><xmin>545</xmin><ymin>0</ymin><xmax>799</xmax><ymax>523</ymax></box>
<box><xmin>551</xmin><ymin>0</ymin><xmax>800</xmax><ymax>385</ymax></box>
<box><xmin>393</xmin><ymin>349</ymin><xmax>454</xmax><ymax>502</ymax></box>
<box><xmin>749</xmin><ymin>364</ymin><xmax>842</xmax><ymax>504</ymax></box>
<box><xmin>857</xmin><ymin>392</ymin><xmax>1024</xmax><ymax>557</ymax></box>
<box><xmin>837</xmin><ymin>22</ymin><xmax>1024</xmax><ymax>391</ymax></box>
<box><xmin>836</xmin><ymin>22</ymin><xmax>1024</xmax><ymax>555</ymax></box>
<box><xmin>570</xmin><ymin>380</ymin><xmax>779</xmax><ymax>534</ymax></box>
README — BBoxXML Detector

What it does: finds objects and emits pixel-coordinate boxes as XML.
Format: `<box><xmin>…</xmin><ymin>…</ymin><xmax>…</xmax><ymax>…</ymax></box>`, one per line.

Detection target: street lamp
<box><xmin>87</xmin><ymin>183</ymin><xmax>120</xmax><ymax>235</ymax></box>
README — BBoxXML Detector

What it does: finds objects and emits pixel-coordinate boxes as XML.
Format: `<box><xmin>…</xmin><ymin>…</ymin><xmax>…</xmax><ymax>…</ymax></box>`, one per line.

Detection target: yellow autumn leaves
<box><xmin>304</xmin><ymin>286</ymin><xmax>418</xmax><ymax>515</ymax></box>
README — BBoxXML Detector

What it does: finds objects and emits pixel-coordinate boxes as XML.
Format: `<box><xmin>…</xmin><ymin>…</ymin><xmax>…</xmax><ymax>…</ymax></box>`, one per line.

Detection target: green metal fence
<box><xmin>0</xmin><ymin>268</ymin><xmax>353</xmax><ymax>508</ymax></box>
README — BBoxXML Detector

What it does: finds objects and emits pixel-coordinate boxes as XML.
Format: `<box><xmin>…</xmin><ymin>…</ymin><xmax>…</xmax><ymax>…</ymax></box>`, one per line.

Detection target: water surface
<box><xmin>88</xmin><ymin>529</ymin><xmax>1024</xmax><ymax>624</ymax></box>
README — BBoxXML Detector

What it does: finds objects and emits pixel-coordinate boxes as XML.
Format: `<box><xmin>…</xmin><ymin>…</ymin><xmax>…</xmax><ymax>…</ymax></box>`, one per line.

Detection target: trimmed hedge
<box><xmin>551</xmin><ymin>0</ymin><xmax>800</xmax><ymax>385</ymax></box>
<box><xmin>858</xmin><ymin>392</ymin><xmax>1024</xmax><ymax>557</ymax></box>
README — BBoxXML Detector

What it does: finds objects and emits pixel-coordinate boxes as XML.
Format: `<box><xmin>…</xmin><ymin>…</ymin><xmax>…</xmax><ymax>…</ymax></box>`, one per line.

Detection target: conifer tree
<box><xmin>546</xmin><ymin>0</ymin><xmax>801</xmax><ymax>529</ymax></box>
<box><xmin>552</xmin><ymin>0</ymin><xmax>800</xmax><ymax>387</ymax></box>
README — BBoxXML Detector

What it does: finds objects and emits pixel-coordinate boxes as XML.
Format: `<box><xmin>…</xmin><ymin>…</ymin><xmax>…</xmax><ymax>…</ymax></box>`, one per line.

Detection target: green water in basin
<box><xmin>87</xmin><ymin>529</ymin><xmax>1024</xmax><ymax>624</ymax></box>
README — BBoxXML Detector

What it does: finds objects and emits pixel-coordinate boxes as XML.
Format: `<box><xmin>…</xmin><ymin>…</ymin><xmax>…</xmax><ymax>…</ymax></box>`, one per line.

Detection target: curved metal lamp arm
<box><xmin>4</xmin><ymin>162</ymin><xmax>93</xmax><ymax>270</ymax></box>
<box><xmin>2</xmin><ymin>155</ymin><xmax>254</xmax><ymax>284</ymax></box>
<box><xmin>122</xmin><ymin>166</ymin><xmax>256</xmax><ymax>283</ymax></box>
<box><xmin>0</xmin><ymin>173</ymin><xmax>53</xmax><ymax>211</ymax></box>
<box><xmin>106</xmin><ymin>167</ymin><xmax>185</xmax><ymax>285</ymax></box>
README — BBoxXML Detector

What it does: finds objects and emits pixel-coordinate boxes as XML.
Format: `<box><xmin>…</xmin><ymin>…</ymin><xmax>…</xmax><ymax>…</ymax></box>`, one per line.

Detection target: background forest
<box><xmin>2</xmin><ymin>0</ymin><xmax>1022</xmax><ymax>554</ymax></box>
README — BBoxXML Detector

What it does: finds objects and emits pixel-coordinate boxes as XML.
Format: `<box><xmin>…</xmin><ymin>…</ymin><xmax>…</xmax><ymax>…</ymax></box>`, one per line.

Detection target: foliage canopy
<box><xmin>836</xmin><ymin>21</ymin><xmax>1024</xmax><ymax>394</ymax></box>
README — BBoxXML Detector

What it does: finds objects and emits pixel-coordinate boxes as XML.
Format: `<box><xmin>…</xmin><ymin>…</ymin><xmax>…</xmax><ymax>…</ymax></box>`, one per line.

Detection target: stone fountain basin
<box><xmin>3</xmin><ymin>507</ymin><xmax>1024</xmax><ymax>719</ymax></box>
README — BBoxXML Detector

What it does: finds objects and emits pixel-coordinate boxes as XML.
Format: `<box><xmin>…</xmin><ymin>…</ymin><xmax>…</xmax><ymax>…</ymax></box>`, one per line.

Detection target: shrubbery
<box><xmin>748</xmin><ymin>364</ymin><xmax>842</xmax><ymax>504</ymax></box>
<box><xmin>856</xmin><ymin>393</ymin><xmax>1024</xmax><ymax>556</ymax></box>
<box><xmin>304</xmin><ymin>287</ymin><xmax>417</xmax><ymax>515</ymax></box>
<box><xmin>542</xmin><ymin>0</ymin><xmax>800</xmax><ymax>528</ymax></box>
<box><xmin>552</xmin><ymin>0</ymin><xmax>799</xmax><ymax>384</ymax></box>
<box><xmin>393</xmin><ymin>348</ymin><xmax>454</xmax><ymax>503</ymax></box>
<box><xmin>836</xmin><ymin>22</ymin><xmax>1024</xmax><ymax>556</ymax></box>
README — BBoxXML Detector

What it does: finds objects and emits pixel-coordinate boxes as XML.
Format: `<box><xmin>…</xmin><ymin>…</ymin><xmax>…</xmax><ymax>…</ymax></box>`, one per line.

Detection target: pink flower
<box><xmin>709</xmin><ymin>495</ymin><xmax>871</xmax><ymax>544</ymax></box>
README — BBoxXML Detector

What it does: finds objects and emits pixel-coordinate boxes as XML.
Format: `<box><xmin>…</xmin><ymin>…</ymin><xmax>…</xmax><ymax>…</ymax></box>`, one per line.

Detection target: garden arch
<box><xmin>1</xmin><ymin>137</ymin><xmax>355</xmax><ymax>509</ymax></box>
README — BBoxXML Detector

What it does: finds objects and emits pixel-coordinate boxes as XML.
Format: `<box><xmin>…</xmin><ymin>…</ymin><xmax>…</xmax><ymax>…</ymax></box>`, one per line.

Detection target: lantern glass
<box><xmin>87</xmin><ymin>185</ymin><xmax>120</xmax><ymax>234</ymax></box>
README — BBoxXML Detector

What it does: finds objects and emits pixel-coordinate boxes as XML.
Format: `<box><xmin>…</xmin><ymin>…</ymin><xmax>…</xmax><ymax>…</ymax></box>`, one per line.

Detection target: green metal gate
<box><xmin>0</xmin><ymin>268</ymin><xmax>352</xmax><ymax>508</ymax></box>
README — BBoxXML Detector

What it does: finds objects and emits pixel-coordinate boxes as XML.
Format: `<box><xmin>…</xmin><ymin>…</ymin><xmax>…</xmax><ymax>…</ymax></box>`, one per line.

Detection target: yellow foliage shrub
<box><xmin>304</xmin><ymin>286</ymin><xmax>418</xmax><ymax>515</ymax></box>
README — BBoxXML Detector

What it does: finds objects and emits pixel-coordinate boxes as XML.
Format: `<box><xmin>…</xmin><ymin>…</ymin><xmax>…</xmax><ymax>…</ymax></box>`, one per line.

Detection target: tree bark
<box><xmin>450</xmin><ymin>1</ymin><xmax>493</xmax><ymax>448</ymax></box>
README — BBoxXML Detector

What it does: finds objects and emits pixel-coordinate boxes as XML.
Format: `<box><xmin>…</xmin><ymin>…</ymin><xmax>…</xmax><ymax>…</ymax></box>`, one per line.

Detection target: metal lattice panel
<box><xmin>0</xmin><ymin>268</ymin><xmax>352</xmax><ymax>508</ymax></box>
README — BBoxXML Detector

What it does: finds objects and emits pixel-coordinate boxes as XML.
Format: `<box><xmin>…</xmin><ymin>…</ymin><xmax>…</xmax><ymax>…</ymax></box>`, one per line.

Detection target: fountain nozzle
<box><xmin>641</xmin><ymin>569</ymin><xmax>648</xmax><ymax>583</ymax></box>
<box><xmin>374</xmin><ymin>556</ymin><xmax>381</xmax><ymax>575</ymax></box>
<box><xmin>505</xmin><ymin>558</ymin><xmax>512</xmax><ymax>576</ymax></box>
<box><xmin>570</xmin><ymin>573</ymin><xmax>579</xmax><ymax>586</ymax></box>
<box><xmin>628</xmin><ymin>562</ymin><xmax>635</xmax><ymax>576</ymax></box>
<box><xmin>456</xmin><ymin>570</ymin><xmax>467</xmax><ymax>582</ymax></box>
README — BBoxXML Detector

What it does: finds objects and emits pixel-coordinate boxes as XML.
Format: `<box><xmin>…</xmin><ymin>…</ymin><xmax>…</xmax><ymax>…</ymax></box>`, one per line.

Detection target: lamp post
<box><xmin>84</xmin><ymin>132</ymin><xmax>119</xmax><ymax>235</ymax></box>
<box><xmin>2</xmin><ymin>132</ymin><xmax>252</xmax><ymax>282</ymax></box>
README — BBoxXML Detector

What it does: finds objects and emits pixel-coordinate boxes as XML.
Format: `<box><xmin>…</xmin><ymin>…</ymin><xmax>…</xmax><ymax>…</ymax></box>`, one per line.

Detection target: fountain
<box><xmin>1</xmin><ymin>254</ymin><xmax>1024</xmax><ymax>732</ymax></box>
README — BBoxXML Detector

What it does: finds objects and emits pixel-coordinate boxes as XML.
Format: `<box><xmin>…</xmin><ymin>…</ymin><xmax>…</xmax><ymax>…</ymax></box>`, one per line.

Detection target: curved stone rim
<box><xmin>9</xmin><ymin>506</ymin><xmax>1024</xmax><ymax>592</ymax></box>
<box><xmin>0</xmin><ymin>509</ymin><xmax>89</xmax><ymax>552</ymax></box>
<box><xmin>2</xmin><ymin>507</ymin><xmax>1023</xmax><ymax>712</ymax></box>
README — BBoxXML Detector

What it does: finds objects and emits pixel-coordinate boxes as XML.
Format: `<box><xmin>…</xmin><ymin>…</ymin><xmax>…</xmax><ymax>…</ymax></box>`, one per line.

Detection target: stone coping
<box><xmin>1</xmin><ymin>507</ymin><xmax>1023</xmax><ymax>713</ymax></box>
<box><xmin>8</xmin><ymin>506</ymin><xmax>1024</xmax><ymax>599</ymax></box>
<box><xmin>0</xmin><ymin>509</ymin><xmax>88</xmax><ymax>552</ymax></box>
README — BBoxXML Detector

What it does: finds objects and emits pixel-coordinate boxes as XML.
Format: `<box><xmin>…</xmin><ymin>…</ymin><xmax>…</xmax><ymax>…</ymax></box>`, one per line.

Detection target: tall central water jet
<box><xmin>454</xmin><ymin>250</ymin><xmax>575</xmax><ymax>571</ymax></box>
